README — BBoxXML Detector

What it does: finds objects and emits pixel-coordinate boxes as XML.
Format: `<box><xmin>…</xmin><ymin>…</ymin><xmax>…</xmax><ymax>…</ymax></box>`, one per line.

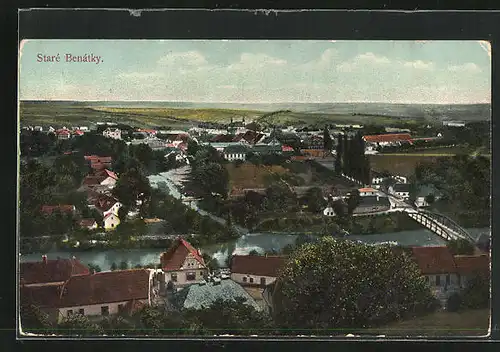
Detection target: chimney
<box><xmin>42</xmin><ymin>255</ymin><xmax>47</xmax><ymax>263</ymax></box>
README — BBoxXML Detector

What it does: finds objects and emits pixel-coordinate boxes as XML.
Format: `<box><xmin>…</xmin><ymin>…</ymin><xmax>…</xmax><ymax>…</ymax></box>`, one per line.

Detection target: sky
<box><xmin>19</xmin><ymin>40</ymin><xmax>491</xmax><ymax>104</ymax></box>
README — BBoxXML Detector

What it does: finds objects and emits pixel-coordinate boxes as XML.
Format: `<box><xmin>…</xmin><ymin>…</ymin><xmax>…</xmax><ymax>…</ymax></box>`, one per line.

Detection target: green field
<box><xmin>20</xmin><ymin>101</ymin><xmax>422</xmax><ymax>128</ymax></box>
<box><xmin>369</xmin><ymin>154</ymin><xmax>448</xmax><ymax>178</ymax></box>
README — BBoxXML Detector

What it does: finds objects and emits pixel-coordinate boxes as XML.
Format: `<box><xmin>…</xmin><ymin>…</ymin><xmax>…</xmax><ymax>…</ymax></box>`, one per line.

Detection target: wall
<box><xmin>164</xmin><ymin>269</ymin><xmax>208</xmax><ymax>286</ymax></box>
<box><xmin>56</xmin><ymin>299</ymin><xmax>149</xmax><ymax>323</ymax></box>
<box><xmin>231</xmin><ymin>273</ymin><xmax>277</xmax><ymax>287</ymax></box>
<box><xmin>425</xmin><ymin>273</ymin><xmax>460</xmax><ymax>291</ymax></box>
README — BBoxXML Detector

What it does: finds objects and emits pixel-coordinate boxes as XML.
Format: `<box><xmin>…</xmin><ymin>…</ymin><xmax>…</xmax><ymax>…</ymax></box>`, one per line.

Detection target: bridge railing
<box><xmin>417</xmin><ymin>209</ymin><xmax>475</xmax><ymax>243</ymax></box>
<box><xmin>409</xmin><ymin>211</ymin><xmax>457</xmax><ymax>241</ymax></box>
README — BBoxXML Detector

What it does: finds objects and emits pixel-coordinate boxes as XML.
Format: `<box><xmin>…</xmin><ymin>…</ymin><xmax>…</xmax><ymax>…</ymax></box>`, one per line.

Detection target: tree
<box><xmin>119</xmin><ymin>261</ymin><xmax>129</xmax><ymax>270</ymax></box>
<box><xmin>424</xmin><ymin>194</ymin><xmax>436</xmax><ymax>206</ymax></box>
<box><xmin>202</xmin><ymin>253</ymin><xmax>219</xmax><ymax>272</ymax></box>
<box><xmin>110</xmin><ymin>262</ymin><xmax>118</xmax><ymax>271</ymax></box>
<box><xmin>20</xmin><ymin>304</ymin><xmax>53</xmax><ymax>333</ymax></box>
<box><xmin>57</xmin><ymin>314</ymin><xmax>104</xmax><ymax>336</ymax></box>
<box><xmin>323</xmin><ymin>126</ymin><xmax>333</xmax><ymax>151</ymax></box>
<box><xmin>248</xmin><ymin>249</ymin><xmax>260</xmax><ymax>256</ymax></box>
<box><xmin>112</xmin><ymin>168</ymin><xmax>152</xmax><ymax>209</ymax></box>
<box><xmin>87</xmin><ymin>263</ymin><xmax>102</xmax><ymax>273</ymax></box>
<box><xmin>272</xmin><ymin>237</ymin><xmax>439</xmax><ymax>331</ymax></box>
<box><xmin>461</xmin><ymin>272</ymin><xmax>490</xmax><ymax>309</ymax></box>
<box><xmin>447</xmin><ymin>239</ymin><xmax>475</xmax><ymax>256</ymax></box>
<box><xmin>302</xmin><ymin>187</ymin><xmax>327</xmax><ymax>213</ymax></box>
<box><xmin>264</xmin><ymin>181</ymin><xmax>297</xmax><ymax>212</ymax></box>
<box><xmin>346</xmin><ymin>189</ymin><xmax>361</xmax><ymax>215</ymax></box>
<box><xmin>446</xmin><ymin>292</ymin><xmax>463</xmax><ymax>312</ymax></box>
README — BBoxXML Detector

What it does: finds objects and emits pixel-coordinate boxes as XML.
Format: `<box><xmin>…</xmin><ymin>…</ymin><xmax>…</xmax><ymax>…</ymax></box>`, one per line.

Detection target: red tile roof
<box><xmin>160</xmin><ymin>238</ymin><xmax>205</xmax><ymax>271</ymax></box>
<box><xmin>79</xmin><ymin>218</ymin><xmax>97</xmax><ymax>227</ymax></box>
<box><xmin>231</xmin><ymin>255</ymin><xmax>288</xmax><ymax>277</ymax></box>
<box><xmin>57</xmin><ymin>269</ymin><xmax>151</xmax><ymax>307</ymax></box>
<box><xmin>363</xmin><ymin>133</ymin><xmax>413</xmax><ymax>143</ymax></box>
<box><xmin>410</xmin><ymin>246</ymin><xmax>457</xmax><ymax>275</ymax></box>
<box><xmin>82</xmin><ymin>175</ymin><xmax>106</xmax><ymax>186</ymax></box>
<box><xmin>282</xmin><ymin>145</ymin><xmax>294</xmax><ymax>152</ymax></box>
<box><xmin>40</xmin><ymin>205</ymin><xmax>75</xmax><ymax>215</ymax></box>
<box><xmin>94</xmin><ymin>195</ymin><xmax>119</xmax><ymax>213</ymax></box>
<box><xmin>20</xmin><ymin>258</ymin><xmax>90</xmax><ymax>285</ymax></box>
<box><xmin>454</xmin><ymin>254</ymin><xmax>490</xmax><ymax>276</ymax></box>
<box><xmin>21</xmin><ymin>284</ymin><xmax>64</xmax><ymax>308</ymax></box>
<box><xmin>104</xmin><ymin>169</ymin><xmax>118</xmax><ymax>180</ymax></box>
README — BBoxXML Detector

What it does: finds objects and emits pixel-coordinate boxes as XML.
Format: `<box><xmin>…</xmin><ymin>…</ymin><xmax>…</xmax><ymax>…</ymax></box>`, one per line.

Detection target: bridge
<box><xmin>405</xmin><ymin>208</ymin><xmax>476</xmax><ymax>243</ymax></box>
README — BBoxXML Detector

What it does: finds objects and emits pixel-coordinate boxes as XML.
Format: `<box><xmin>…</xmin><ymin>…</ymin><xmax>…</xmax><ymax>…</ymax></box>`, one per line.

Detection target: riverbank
<box><xmin>253</xmin><ymin>211</ymin><xmax>424</xmax><ymax>235</ymax></box>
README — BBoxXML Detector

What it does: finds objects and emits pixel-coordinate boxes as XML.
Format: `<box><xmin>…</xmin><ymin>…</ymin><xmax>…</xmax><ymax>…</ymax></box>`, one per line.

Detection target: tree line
<box><xmin>335</xmin><ymin>131</ymin><xmax>371</xmax><ymax>185</ymax></box>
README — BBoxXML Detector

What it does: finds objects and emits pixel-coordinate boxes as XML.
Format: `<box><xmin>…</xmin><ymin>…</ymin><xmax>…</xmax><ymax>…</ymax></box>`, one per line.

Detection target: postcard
<box><xmin>18</xmin><ymin>38</ymin><xmax>491</xmax><ymax>338</ymax></box>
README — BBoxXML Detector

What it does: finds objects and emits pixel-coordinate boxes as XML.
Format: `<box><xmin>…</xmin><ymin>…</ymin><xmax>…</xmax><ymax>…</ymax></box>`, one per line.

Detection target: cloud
<box><xmin>157</xmin><ymin>50</ymin><xmax>208</xmax><ymax>66</ymax></box>
<box><xmin>227</xmin><ymin>53</ymin><xmax>287</xmax><ymax>71</ymax></box>
<box><xmin>117</xmin><ymin>71</ymin><xmax>164</xmax><ymax>80</ymax></box>
<box><xmin>448</xmin><ymin>62</ymin><xmax>482</xmax><ymax>73</ymax></box>
<box><xmin>336</xmin><ymin>52</ymin><xmax>391</xmax><ymax>72</ymax></box>
<box><xmin>356</xmin><ymin>52</ymin><xmax>391</xmax><ymax>65</ymax></box>
<box><xmin>402</xmin><ymin>60</ymin><xmax>434</xmax><ymax>70</ymax></box>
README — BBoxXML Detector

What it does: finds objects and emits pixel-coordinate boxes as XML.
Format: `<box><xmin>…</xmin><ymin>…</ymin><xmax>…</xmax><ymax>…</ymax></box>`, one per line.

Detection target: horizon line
<box><xmin>19</xmin><ymin>99</ymin><xmax>491</xmax><ymax>105</ymax></box>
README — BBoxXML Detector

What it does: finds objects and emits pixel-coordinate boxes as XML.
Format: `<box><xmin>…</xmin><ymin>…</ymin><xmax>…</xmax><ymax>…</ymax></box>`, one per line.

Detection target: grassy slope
<box><xmin>356</xmin><ymin>309</ymin><xmax>490</xmax><ymax>337</ymax></box>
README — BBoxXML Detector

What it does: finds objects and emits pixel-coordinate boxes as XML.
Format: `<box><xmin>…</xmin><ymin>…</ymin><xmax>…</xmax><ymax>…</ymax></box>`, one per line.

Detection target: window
<box><xmin>249</xmin><ymin>277</ymin><xmax>254</xmax><ymax>283</ymax></box>
<box><xmin>435</xmin><ymin>275</ymin><xmax>441</xmax><ymax>286</ymax></box>
<box><xmin>200</xmin><ymin>271</ymin><xmax>204</xmax><ymax>276</ymax></box>
<box><xmin>446</xmin><ymin>275</ymin><xmax>450</xmax><ymax>285</ymax></box>
<box><xmin>171</xmin><ymin>273</ymin><xmax>178</xmax><ymax>282</ymax></box>
<box><xmin>78</xmin><ymin>309</ymin><xmax>85</xmax><ymax>315</ymax></box>
<box><xmin>186</xmin><ymin>272</ymin><xmax>196</xmax><ymax>281</ymax></box>
<box><xmin>67</xmin><ymin>310</ymin><xmax>73</xmax><ymax>317</ymax></box>
<box><xmin>101</xmin><ymin>306</ymin><xmax>109</xmax><ymax>316</ymax></box>
<box><xmin>243</xmin><ymin>277</ymin><xmax>247</xmax><ymax>283</ymax></box>
<box><xmin>260</xmin><ymin>277</ymin><xmax>266</xmax><ymax>286</ymax></box>
<box><xmin>118</xmin><ymin>304</ymin><xmax>124</xmax><ymax>314</ymax></box>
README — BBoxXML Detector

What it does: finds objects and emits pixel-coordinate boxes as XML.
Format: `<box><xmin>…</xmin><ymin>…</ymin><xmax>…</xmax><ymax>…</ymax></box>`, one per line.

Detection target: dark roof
<box><xmin>82</xmin><ymin>175</ymin><xmax>106</xmax><ymax>186</ymax></box>
<box><xmin>358</xmin><ymin>195</ymin><xmax>391</xmax><ymax>208</ymax></box>
<box><xmin>230</xmin><ymin>255</ymin><xmax>287</xmax><ymax>277</ymax></box>
<box><xmin>454</xmin><ymin>254</ymin><xmax>490</xmax><ymax>276</ymax></box>
<box><xmin>224</xmin><ymin>145</ymin><xmax>250</xmax><ymax>154</ymax></box>
<box><xmin>210</xmin><ymin>134</ymin><xmax>234</xmax><ymax>143</ymax></box>
<box><xmin>411</xmin><ymin>246</ymin><xmax>457</xmax><ymax>275</ymax></box>
<box><xmin>174</xmin><ymin>279</ymin><xmax>261</xmax><ymax>311</ymax></box>
<box><xmin>20</xmin><ymin>258</ymin><xmax>90</xmax><ymax>285</ymax></box>
<box><xmin>252</xmin><ymin>144</ymin><xmax>282</xmax><ymax>153</ymax></box>
<box><xmin>79</xmin><ymin>218</ymin><xmax>97</xmax><ymax>227</ymax></box>
<box><xmin>160</xmin><ymin>238</ymin><xmax>206</xmax><ymax>271</ymax></box>
<box><xmin>392</xmin><ymin>183</ymin><xmax>411</xmax><ymax>192</ymax></box>
<box><xmin>57</xmin><ymin>269</ymin><xmax>151</xmax><ymax>307</ymax></box>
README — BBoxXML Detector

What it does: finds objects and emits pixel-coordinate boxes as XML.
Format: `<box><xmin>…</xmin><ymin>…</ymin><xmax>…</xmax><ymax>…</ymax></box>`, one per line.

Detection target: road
<box><xmin>148</xmin><ymin>167</ymin><xmax>249</xmax><ymax>235</ymax></box>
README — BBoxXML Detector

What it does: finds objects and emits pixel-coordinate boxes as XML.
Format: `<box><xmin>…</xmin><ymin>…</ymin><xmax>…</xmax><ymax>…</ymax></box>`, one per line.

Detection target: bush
<box><xmin>446</xmin><ymin>292</ymin><xmax>463</xmax><ymax>312</ymax></box>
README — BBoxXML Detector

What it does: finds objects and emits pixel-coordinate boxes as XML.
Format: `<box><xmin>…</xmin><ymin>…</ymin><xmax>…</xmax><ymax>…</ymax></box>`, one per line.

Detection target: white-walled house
<box><xmin>103</xmin><ymin>213</ymin><xmax>120</xmax><ymax>230</ymax></box>
<box><xmin>21</xmin><ymin>269</ymin><xmax>157</xmax><ymax>324</ymax></box>
<box><xmin>388</xmin><ymin>183</ymin><xmax>411</xmax><ymax>200</ymax></box>
<box><xmin>358</xmin><ymin>187</ymin><xmax>379</xmax><ymax>197</ymax></box>
<box><xmin>103</xmin><ymin>128</ymin><xmax>122</xmax><ymax>140</ymax></box>
<box><xmin>230</xmin><ymin>255</ymin><xmax>287</xmax><ymax>287</ymax></box>
<box><xmin>160</xmin><ymin>238</ymin><xmax>209</xmax><ymax>289</ymax></box>
<box><xmin>93</xmin><ymin>195</ymin><xmax>122</xmax><ymax>218</ymax></box>
<box><xmin>223</xmin><ymin>145</ymin><xmax>250</xmax><ymax>161</ymax></box>
<box><xmin>323</xmin><ymin>206</ymin><xmax>336</xmax><ymax>217</ymax></box>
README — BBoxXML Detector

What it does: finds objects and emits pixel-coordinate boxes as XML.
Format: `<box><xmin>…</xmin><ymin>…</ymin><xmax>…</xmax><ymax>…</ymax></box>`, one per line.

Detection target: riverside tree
<box><xmin>272</xmin><ymin>237</ymin><xmax>439</xmax><ymax>331</ymax></box>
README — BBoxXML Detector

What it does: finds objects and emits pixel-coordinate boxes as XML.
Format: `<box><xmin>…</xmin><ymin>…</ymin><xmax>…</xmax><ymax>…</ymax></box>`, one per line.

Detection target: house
<box><xmin>73</xmin><ymin>129</ymin><xmax>85</xmax><ymax>136</ymax></box>
<box><xmin>160</xmin><ymin>238</ymin><xmax>209</xmax><ymax>289</ymax></box>
<box><xmin>171</xmin><ymin>278</ymin><xmax>262</xmax><ymax>311</ymax></box>
<box><xmin>414</xmin><ymin>184</ymin><xmax>442</xmax><ymax>208</ymax></box>
<box><xmin>410</xmin><ymin>246</ymin><xmax>462</xmax><ymax>304</ymax></box>
<box><xmin>84</xmin><ymin>155</ymin><xmax>112</xmax><ymax>171</ymax></box>
<box><xmin>92</xmin><ymin>195</ymin><xmax>122</xmax><ymax>217</ymax></box>
<box><xmin>20</xmin><ymin>255</ymin><xmax>90</xmax><ymax>286</ymax></box>
<box><xmin>48</xmin><ymin>126</ymin><xmax>55</xmax><ymax>133</ymax></box>
<box><xmin>358</xmin><ymin>187</ymin><xmax>378</xmax><ymax>197</ymax></box>
<box><xmin>354</xmin><ymin>195</ymin><xmax>391</xmax><ymax>214</ymax></box>
<box><xmin>21</xmin><ymin>269</ymin><xmax>157</xmax><ymax>323</ymax></box>
<box><xmin>103</xmin><ymin>213</ymin><xmax>120</xmax><ymax>230</ymax></box>
<box><xmin>453</xmin><ymin>254</ymin><xmax>490</xmax><ymax>289</ymax></box>
<box><xmin>323</xmin><ymin>206</ymin><xmax>336</xmax><ymax>217</ymax></box>
<box><xmin>389</xmin><ymin>183</ymin><xmax>411</xmax><ymax>200</ymax></box>
<box><xmin>40</xmin><ymin>205</ymin><xmax>76</xmax><ymax>216</ymax></box>
<box><xmin>79</xmin><ymin>218</ymin><xmax>98</xmax><ymax>230</ymax></box>
<box><xmin>95</xmin><ymin>169</ymin><xmax>118</xmax><ymax>188</ymax></box>
<box><xmin>223</xmin><ymin>145</ymin><xmax>250</xmax><ymax>161</ymax></box>
<box><xmin>34</xmin><ymin>126</ymin><xmax>43</xmax><ymax>132</ymax></box>
<box><xmin>363</xmin><ymin>133</ymin><xmax>413</xmax><ymax>149</ymax></box>
<box><xmin>103</xmin><ymin>128</ymin><xmax>122</xmax><ymax>140</ymax></box>
<box><xmin>55</xmin><ymin>128</ymin><xmax>71</xmax><ymax>140</ymax></box>
<box><xmin>230</xmin><ymin>255</ymin><xmax>288</xmax><ymax>287</ymax></box>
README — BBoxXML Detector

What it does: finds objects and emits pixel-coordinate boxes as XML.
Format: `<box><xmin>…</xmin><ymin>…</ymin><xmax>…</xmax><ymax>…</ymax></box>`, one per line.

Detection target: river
<box><xmin>20</xmin><ymin>228</ymin><xmax>490</xmax><ymax>271</ymax></box>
